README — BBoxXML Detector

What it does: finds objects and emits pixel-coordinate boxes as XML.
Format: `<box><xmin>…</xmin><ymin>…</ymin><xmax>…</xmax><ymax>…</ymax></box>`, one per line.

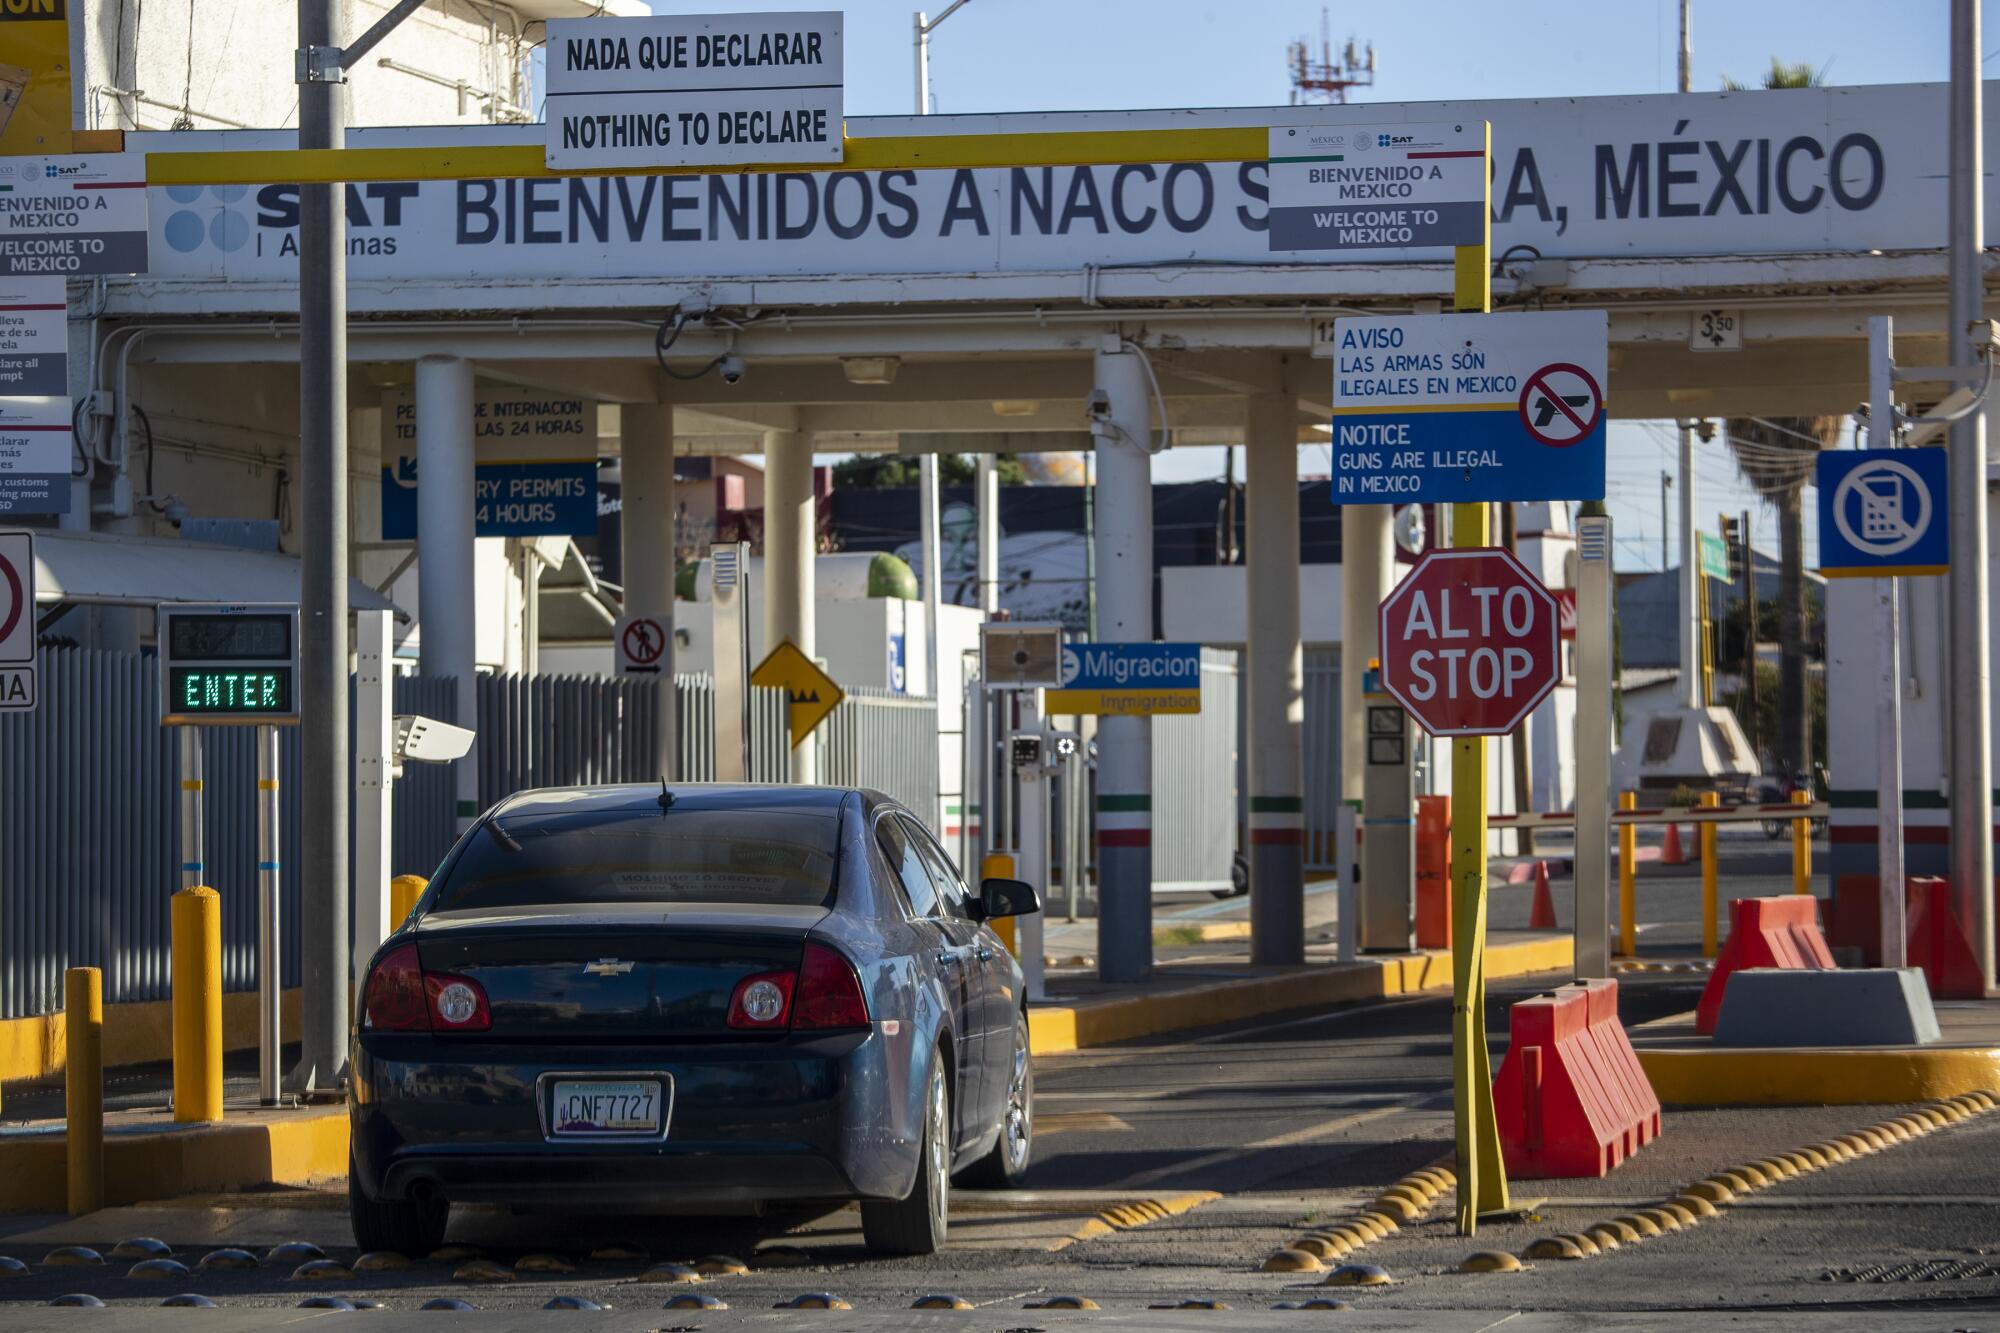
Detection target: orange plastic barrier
<box><xmin>1415</xmin><ymin>795</ymin><xmax>1451</xmax><ymax>950</ymax></box>
<box><xmin>1493</xmin><ymin>978</ymin><xmax>1661</xmax><ymax>1179</ymax></box>
<box><xmin>1695</xmin><ymin>895</ymin><xmax>1837</xmax><ymax>1035</ymax></box>
<box><xmin>1905</xmin><ymin>876</ymin><xmax>1987</xmax><ymax>1000</ymax></box>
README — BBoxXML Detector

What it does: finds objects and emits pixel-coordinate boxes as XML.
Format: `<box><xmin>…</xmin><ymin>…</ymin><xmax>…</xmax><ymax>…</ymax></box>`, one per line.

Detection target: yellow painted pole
<box><xmin>65</xmin><ymin>967</ymin><xmax>102</xmax><ymax>1216</ymax></box>
<box><xmin>1700</xmin><ymin>791</ymin><xmax>1720</xmax><ymax>957</ymax></box>
<box><xmin>1618</xmin><ymin>791</ymin><xmax>1638</xmax><ymax>956</ymax></box>
<box><xmin>1448</xmin><ymin>120</ymin><xmax>1507</xmax><ymax>1237</ymax></box>
<box><xmin>982</xmin><ymin>852</ymin><xmax>1019</xmax><ymax>955</ymax></box>
<box><xmin>1791</xmin><ymin>789</ymin><xmax>1812</xmax><ymax>893</ymax></box>
<box><xmin>171</xmin><ymin>885</ymin><xmax>223</xmax><ymax>1123</ymax></box>
<box><xmin>390</xmin><ymin>874</ymin><xmax>429</xmax><ymax>930</ymax></box>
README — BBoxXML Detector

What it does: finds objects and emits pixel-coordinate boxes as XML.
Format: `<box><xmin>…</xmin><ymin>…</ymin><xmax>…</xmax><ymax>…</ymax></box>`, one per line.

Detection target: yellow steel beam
<box><xmin>145</xmin><ymin>126</ymin><xmax>1274</xmax><ymax>187</ymax></box>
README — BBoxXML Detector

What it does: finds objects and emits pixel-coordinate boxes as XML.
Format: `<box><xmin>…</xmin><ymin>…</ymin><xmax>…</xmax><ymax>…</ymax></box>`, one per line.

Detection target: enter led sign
<box><xmin>157</xmin><ymin>603</ymin><xmax>300</xmax><ymax>726</ymax></box>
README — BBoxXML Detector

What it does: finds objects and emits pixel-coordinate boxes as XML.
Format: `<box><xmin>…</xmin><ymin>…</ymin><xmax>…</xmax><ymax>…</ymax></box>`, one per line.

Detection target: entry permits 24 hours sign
<box><xmin>545</xmin><ymin>11</ymin><xmax>842</xmax><ymax>171</ymax></box>
<box><xmin>1329</xmin><ymin>309</ymin><xmax>1609</xmax><ymax>504</ymax></box>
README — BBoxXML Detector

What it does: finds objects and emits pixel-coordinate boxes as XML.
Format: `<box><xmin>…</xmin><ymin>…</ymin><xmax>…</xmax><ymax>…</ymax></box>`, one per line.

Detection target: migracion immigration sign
<box><xmin>1045</xmin><ymin>642</ymin><xmax>1202</xmax><ymax>716</ymax></box>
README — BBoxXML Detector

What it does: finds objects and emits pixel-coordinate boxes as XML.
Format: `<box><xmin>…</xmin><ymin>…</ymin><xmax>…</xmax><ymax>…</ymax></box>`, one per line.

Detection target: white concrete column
<box><xmin>415</xmin><ymin>354</ymin><xmax>479</xmax><ymax>831</ymax></box>
<box><xmin>1339</xmin><ymin>506</ymin><xmax>1394</xmax><ymax>804</ymax></box>
<box><xmin>1678</xmin><ymin>421</ymin><xmax>1701</xmax><ymax>708</ymax></box>
<box><xmin>1092</xmin><ymin>341</ymin><xmax>1154</xmax><ymax>983</ymax></box>
<box><xmin>622</xmin><ymin>402</ymin><xmax>678</xmax><ymax>779</ymax></box>
<box><xmin>764</xmin><ymin>427</ymin><xmax>818</xmax><ymax>783</ymax></box>
<box><xmin>1245</xmin><ymin>391</ymin><xmax>1305</xmax><ymax>965</ymax></box>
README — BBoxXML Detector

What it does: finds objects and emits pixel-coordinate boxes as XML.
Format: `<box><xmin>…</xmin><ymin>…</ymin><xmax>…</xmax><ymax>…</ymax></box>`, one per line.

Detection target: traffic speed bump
<box><xmin>1459</xmin><ymin>1251</ymin><xmax>1525</xmax><ymax>1273</ymax></box>
<box><xmin>110</xmin><ymin>1238</ymin><xmax>172</xmax><ymax>1260</ymax></box>
<box><xmin>695</xmin><ymin>1255</ymin><xmax>749</xmax><ymax>1276</ymax></box>
<box><xmin>1682</xmin><ymin>1180</ymin><xmax>1734</xmax><ymax>1206</ymax></box>
<box><xmin>48</xmin><ymin>1294</ymin><xmax>106</xmax><ymax>1307</ymax></box>
<box><xmin>353</xmin><ymin>1251</ymin><xmax>413</xmax><ymax>1272</ymax></box>
<box><xmin>1357</xmin><ymin>1210</ymin><xmax>1399</xmax><ymax>1234</ymax></box>
<box><xmin>543</xmin><ymin>1296</ymin><xmax>605</xmax><ymax>1310</ymax></box>
<box><xmin>1711</xmin><ymin>1170</ymin><xmax>1754</xmax><ymax>1192</ymax></box>
<box><xmin>664</xmin><ymin>1294</ymin><xmax>729</xmax><ymax>1310</ymax></box>
<box><xmin>1614</xmin><ymin>1214</ymin><xmax>1662</xmax><ymax>1238</ymax></box>
<box><xmin>289</xmin><ymin>1259</ymin><xmax>352</xmax><ymax>1281</ymax></box>
<box><xmin>1672</xmin><ymin>1194</ymin><xmax>1719</xmax><ymax>1219</ymax></box>
<box><xmin>126</xmin><ymin>1259</ymin><xmax>190</xmax><ymax>1281</ymax></box>
<box><xmin>515</xmin><ymin>1253</ymin><xmax>576</xmax><ymax>1274</ymax></box>
<box><xmin>1292</xmin><ymin>1235</ymin><xmax>1349</xmax><ymax>1261</ymax></box>
<box><xmin>267</xmin><ymin>1242</ymin><xmax>324</xmax><ymax>1264</ymax></box>
<box><xmin>638</xmin><ymin>1264</ymin><xmax>703</xmax><ymax>1284</ymax></box>
<box><xmin>1261</xmin><ymin>1248</ymin><xmax>1325</xmax><ymax>1273</ymax></box>
<box><xmin>912</xmin><ymin>1294</ymin><xmax>975</xmax><ymax>1309</ymax></box>
<box><xmin>777</xmin><ymin>1293</ymin><xmax>852</xmax><ymax>1310</ymax></box>
<box><xmin>0</xmin><ymin>1257</ymin><xmax>26</xmax><ymax>1277</ymax></box>
<box><xmin>298</xmin><ymin>1297</ymin><xmax>356</xmax><ymax>1310</ymax></box>
<box><xmin>43</xmin><ymin>1247</ymin><xmax>104</xmax><ymax>1267</ymax></box>
<box><xmin>1323</xmin><ymin>1263</ymin><xmax>1394</xmax><ymax>1286</ymax></box>
<box><xmin>1658</xmin><ymin>1202</ymin><xmax>1698</xmax><ymax>1227</ymax></box>
<box><xmin>1728</xmin><ymin>1165</ymin><xmax>1770</xmax><ymax>1188</ymax></box>
<box><xmin>1275</xmin><ymin>1299</ymin><xmax>1353</xmax><ymax>1310</ymax></box>
<box><xmin>429</xmin><ymin>1245</ymin><xmax>483</xmax><ymax>1262</ymax></box>
<box><xmin>1591</xmin><ymin>1220</ymin><xmax>1641</xmax><ymax>1245</ymax></box>
<box><xmin>1581</xmin><ymin>1226</ymin><xmax>1621</xmax><ymax>1251</ymax></box>
<box><xmin>1637</xmin><ymin>1208</ymin><xmax>1683</xmax><ymax>1232</ymax></box>
<box><xmin>196</xmin><ymin>1249</ymin><xmax>258</xmax><ymax>1271</ymax></box>
<box><xmin>1026</xmin><ymin>1296</ymin><xmax>1100</xmax><ymax>1310</ymax></box>
<box><xmin>160</xmin><ymin>1293</ymin><xmax>216</xmax><ymax>1307</ymax></box>
<box><xmin>1152</xmin><ymin>1298</ymin><xmax>1230</xmax><ymax>1309</ymax></box>
<box><xmin>452</xmin><ymin>1260</ymin><xmax>515</xmax><ymax>1283</ymax></box>
<box><xmin>1523</xmin><ymin>1237</ymin><xmax>1585</xmax><ymax>1261</ymax></box>
<box><xmin>421</xmin><ymin>1299</ymin><xmax>478</xmax><ymax>1311</ymax></box>
<box><xmin>588</xmin><ymin>1244</ymin><xmax>648</xmax><ymax>1262</ymax></box>
<box><xmin>1371</xmin><ymin>1193</ymin><xmax>1424</xmax><ymax>1221</ymax></box>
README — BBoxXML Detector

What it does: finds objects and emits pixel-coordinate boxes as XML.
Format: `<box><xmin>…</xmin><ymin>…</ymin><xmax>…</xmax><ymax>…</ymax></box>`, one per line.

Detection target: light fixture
<box><xmin>991</xmin><ymin>399</ymin><xmax>1040</xmax><ymax>417</ymax></box>
<box><xmin>841</xmin><ymin>356</ymin><xmax>900</xmax><ymax>385</ymax></box>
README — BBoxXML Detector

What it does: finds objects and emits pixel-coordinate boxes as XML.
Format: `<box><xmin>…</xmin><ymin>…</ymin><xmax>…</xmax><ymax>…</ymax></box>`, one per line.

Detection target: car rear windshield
<box><xmin>432</xmin><ymin>806</ymin><xmax>840</xmax><ymax>911</ymax></box>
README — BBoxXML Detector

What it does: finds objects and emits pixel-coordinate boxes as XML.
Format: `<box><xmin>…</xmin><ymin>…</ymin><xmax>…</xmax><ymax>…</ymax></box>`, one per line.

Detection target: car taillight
<box><xmin>794</xmin><ymin>942</ymin><xmax>870</xmax><ymax>1030</ymax></box>
<box><xmin>425</xmin><ymin>970</ymin><xmax>491</xmax><ymax>1032</ymax></box>
<box><xmin>362</xmin><ymin>943</ymin><xmax>428</xmax><ymax>1032</ymax></box>
<box><xmin>361</xmin><ymin>944</ymin><xmax>491</xmax><ymax>1033</ymax></box>
<box><xmin>727</xmin><ymin>969</ymin><xmax>796</xmax><ymax>1030</ymax></box>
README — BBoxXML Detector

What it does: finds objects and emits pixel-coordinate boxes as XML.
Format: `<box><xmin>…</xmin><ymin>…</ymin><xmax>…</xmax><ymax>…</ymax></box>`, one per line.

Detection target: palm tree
<box><xmin>1718</xmin><ymin>56</ymin><xmax>1831</xmax><ymax>781</ymax></box>
<box><xmin>1720</xmin><ymin>416</ymin><xmax>1841</xmax><ymax>778</ymax></box>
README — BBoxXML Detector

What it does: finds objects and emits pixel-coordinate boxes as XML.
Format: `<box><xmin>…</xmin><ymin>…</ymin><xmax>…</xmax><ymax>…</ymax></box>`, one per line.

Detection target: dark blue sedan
<box><xmin>348</xmin><ymin>783</ymin><xmax>1039</xmax><ymax>1256</ymax></box>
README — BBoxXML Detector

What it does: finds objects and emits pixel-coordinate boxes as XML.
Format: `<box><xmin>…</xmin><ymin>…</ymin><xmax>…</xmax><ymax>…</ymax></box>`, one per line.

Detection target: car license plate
<box><xmin>549</xmin><ymin>1079</ymin><xmax>664</xmax><ymax>1138</ymax></box>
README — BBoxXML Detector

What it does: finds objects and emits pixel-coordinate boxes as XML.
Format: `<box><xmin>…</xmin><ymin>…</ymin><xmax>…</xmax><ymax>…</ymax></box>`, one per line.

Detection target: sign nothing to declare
<box><xmin>544</xmin><ymin>11</ymin><xmax>842</xmax><ymax>171</ymax></box>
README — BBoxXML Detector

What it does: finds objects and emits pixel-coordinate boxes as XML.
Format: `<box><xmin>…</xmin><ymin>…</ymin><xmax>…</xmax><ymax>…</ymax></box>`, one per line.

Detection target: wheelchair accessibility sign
<box><xmin>1817</xmin><ymin>446</ymin><xmax>1948</xmax><ymax>578</ymax></box>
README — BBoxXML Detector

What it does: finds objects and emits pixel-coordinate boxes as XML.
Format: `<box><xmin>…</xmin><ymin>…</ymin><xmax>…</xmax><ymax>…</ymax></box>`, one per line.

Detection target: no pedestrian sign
<box><xmin>615</xmin><ymin>615</ymin><xmax>669</xmax><ymax>675</ymax></box>
<box><xmin>1329</xmin><ymin>309</ymin><xmax>1608</xmax><ymax>504</ymax></box>
<box><xmin>545</xmin><ymin>11</ymin><xmax>842</xmax><ymax>171</ymax></box>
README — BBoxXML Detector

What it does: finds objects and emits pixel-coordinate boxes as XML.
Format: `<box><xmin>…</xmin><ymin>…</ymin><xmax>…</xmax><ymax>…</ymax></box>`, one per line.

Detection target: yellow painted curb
<box><xmin>1636</xmin><ymin>1047</ymin><xmax>2000</xmax><ymax>1105</ymax></box>
<box><xmin>0</xmin><ymin>1106</ymin><xmax>348</xmax><ymax>1214</ymax></box>
<box><xmin>1029</xmin><ymin>935</ymin><xmax>1573</xmax><ymax>1056</ymax></box>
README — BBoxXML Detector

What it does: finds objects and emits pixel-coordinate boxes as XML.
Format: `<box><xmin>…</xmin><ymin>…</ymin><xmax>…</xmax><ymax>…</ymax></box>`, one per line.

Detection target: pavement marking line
<box><xmin>1036</xmin><ymin>1111</ymin><xmax>1134</xmax><ymax>1135</ymax></box>
<box><xmin>1112</xmin><ymin>1104</ymin><xmax>1410</xmax><ymax>1189</ymax></box>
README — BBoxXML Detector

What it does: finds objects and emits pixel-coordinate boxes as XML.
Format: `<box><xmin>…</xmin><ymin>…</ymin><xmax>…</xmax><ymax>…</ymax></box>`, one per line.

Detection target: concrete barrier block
<box><xmin>1712</xmin><ymin>968</ymin><xmax>1942</xmax><ymax>1048</ymax></box>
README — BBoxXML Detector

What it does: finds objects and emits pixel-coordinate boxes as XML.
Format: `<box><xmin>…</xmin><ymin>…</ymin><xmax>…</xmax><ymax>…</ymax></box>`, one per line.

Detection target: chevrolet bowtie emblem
<box><xmin>583</xmin><ymin>958</ymin><xmax>635</xmax><ymax>976</ymax></box>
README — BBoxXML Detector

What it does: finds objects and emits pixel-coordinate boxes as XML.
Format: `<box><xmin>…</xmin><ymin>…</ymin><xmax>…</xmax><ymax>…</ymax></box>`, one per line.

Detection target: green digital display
<box><xmin>169</xmin><ymin>667</ymin><xmax>293</xmax><ymax>715</ymax></box>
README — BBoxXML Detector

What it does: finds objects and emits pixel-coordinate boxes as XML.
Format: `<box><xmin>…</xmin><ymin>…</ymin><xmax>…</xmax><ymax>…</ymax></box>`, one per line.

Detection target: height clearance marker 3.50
<box><xmin>1329</xmin><ymin>309</ymin><xmax>1609</xmax><ymax>504</ymax></box>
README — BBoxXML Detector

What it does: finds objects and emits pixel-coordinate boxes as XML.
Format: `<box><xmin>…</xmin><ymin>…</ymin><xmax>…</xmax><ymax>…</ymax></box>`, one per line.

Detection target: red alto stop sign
<box><xmin>1377</xmin><ymin>547</ymin><xmax>1562</xmax><ymax>737</ymax></box>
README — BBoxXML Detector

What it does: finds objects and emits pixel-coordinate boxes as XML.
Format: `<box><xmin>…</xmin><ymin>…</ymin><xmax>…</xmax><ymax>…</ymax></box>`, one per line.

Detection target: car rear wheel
<box><xmin>348</xmin><ymin>1154</ymin><xmax>450</xmax><ymax>1257</ymax></box>
<box><xmin>861</xmin><ymin>1056</ymin><xmax>949</xmax><ymax>1256</ymax></box>
<box><xmin>961</xmin><ymin>1009</ymin><xmax>1033</xmax><ymax>1188</ymax></box>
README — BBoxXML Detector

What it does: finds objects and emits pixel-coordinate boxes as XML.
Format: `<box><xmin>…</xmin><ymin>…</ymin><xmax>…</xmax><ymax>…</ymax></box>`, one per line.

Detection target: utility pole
<box><xmin>290</xmin><ymin>0</ymin><xmax>429</xmax><ymax>1097</ymax></box>
<box><xmin>1677</xmin><ymin>422</ymin><xmax>1699</xmax><ymax>711</ymax></box>
<box><xmin>291</xmin><ymin>0</ymin><xmax>349</xmax><ymax>1099</ymax></box>
<box><xmin>1678</xmin><ymin>0</ymin><xmax>1692</xmax><ymax>95</ymax></box>
<box><xmin>1948</xmin><ymin>0</ymin><xmax>1995</xmax><ymax>990</ymax></box>
<box><xmin>1742</xmin><ymin>507</ymin><xmax>1759</xmax><ymax>762</ymax></box>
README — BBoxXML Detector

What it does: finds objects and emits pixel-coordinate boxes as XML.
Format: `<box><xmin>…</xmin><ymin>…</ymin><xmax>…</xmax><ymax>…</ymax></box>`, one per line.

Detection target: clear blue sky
<box><xmin>643</xmin><ymin>0</ymin><xmax>1993</xmax><ymax>569</ymax></box>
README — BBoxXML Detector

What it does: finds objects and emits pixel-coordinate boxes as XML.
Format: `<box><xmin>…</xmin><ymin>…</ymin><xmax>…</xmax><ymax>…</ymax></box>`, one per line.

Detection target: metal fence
<box><xmin>0</xmin><ymin>649</ymin><xmax>937</xmax><ymax>1021</ymax></box>
<box><xmin>1150</xmin><ymin>648</ymin><xmax>1241</xmax><ymax>892</ymax></box>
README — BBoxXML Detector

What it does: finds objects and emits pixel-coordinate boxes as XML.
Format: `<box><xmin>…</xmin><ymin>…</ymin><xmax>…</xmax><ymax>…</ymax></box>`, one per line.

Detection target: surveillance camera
<box><xmin>717</xmin><ymin>353</ymin><xmax>746</xmax><ymax>384</ymax></box>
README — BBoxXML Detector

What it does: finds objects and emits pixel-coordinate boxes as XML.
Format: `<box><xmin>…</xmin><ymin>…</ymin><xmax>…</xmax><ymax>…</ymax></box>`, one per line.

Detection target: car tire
<box><xmin>347</xmin><ymin>1153</ymin><xmax>450</xmax><ymax>1256</ymax></box>
<box><xmin>961</xmin><ymin>1008</ymin><xmax>1033</xmax><ymax>1188</ymax></box>
<box><xmin>861</xmin><ymin>1056</ymin><xmax>950</xmax><ymax>1256</ymax></box>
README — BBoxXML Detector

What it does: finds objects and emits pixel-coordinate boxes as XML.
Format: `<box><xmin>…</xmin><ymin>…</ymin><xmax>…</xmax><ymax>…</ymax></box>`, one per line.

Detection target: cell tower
<box><xmin>1288</xmin><ymin>6</ymin><xmax>1376</xmax><ymax>105</ymax></box>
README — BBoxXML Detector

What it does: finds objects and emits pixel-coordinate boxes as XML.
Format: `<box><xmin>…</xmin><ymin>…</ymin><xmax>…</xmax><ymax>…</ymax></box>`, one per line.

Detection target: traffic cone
<box><xmin>1529</xmin><ymin>860</ymin><xmax>1558</xmax><ymax>930</ymax></box>
<box><xmin>1662</xmin><ymin>820</ymin><xmax>1687</xmax><ymax>866</ymax></box>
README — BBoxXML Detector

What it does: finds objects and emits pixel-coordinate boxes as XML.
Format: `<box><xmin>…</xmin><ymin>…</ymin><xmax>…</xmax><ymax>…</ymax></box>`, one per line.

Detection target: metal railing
<box><xmin>0</xmin><ymin>649</ymin><xmax>938</xmax><ymax>1022</ymax></box>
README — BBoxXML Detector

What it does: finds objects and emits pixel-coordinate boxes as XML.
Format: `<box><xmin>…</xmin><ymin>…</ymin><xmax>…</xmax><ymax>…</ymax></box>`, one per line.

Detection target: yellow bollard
<box><xmin>65</xmin><ymin>966</ymin><xmax>102</xmax><ymax>1216</ymax></box>
<box><xmin>390</xmin><ymin>874</ymin><xmax>428</xmax><ymax>930</ymax></box>
<box><xmin>1700</xmin><ymin>792</ymin><xmax>1720</xmax><ymax>958</ymax></box>
<box><xmin>1791</xmin><ymin>790</ymin><xmax>1812</xmax><ymax>893</ymax></box>
<box><xmin>171</xmin><ymin>885</ymin><xmax>223</xmax><ymax>1123</ymax></box>
<box><xmin>1618</xmin><ymin>792</ymin><xmax>1637</xmax><ymax>957</ymax></box>
<box><xmin>981</xmin><ymin>853</ymin><xmax>1018</xmax><ymax>956</ymax></box>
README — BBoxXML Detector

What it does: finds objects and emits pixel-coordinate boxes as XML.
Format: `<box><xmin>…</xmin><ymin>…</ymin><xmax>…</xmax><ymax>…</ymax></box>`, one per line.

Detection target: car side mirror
<box><xmin>979</xmin><ymin>877</ymin><xmax>1041</xmax><ymax>920</ymax></box>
